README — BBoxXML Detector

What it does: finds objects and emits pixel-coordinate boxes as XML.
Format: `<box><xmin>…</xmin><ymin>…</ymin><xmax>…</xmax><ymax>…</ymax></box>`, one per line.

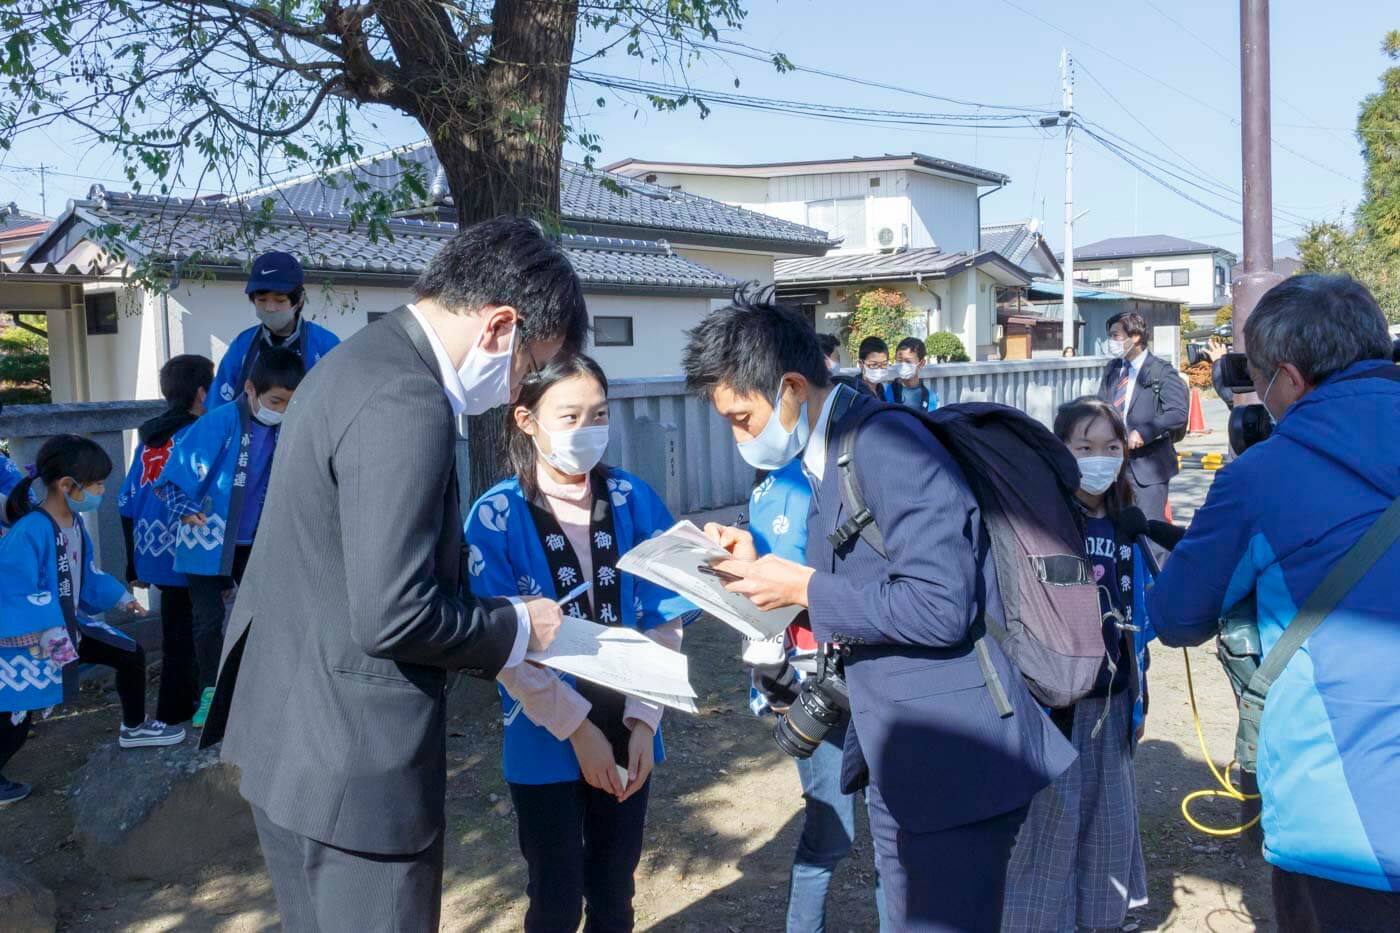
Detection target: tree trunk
<box><xmin>423</xmin><ymin>0</ymin><xmax>580</xmax><ymax>499</ymax></box>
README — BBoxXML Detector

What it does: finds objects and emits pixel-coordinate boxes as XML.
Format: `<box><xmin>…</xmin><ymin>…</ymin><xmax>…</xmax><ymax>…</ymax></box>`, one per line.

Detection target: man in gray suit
<box><xmin>200</xmin><ymin>217</ymin><xmax>589</xmax><ymax>931</ymax></box>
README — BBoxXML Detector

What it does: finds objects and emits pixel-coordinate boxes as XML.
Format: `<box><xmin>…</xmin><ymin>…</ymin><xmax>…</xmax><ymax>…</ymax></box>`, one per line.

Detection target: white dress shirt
<box><xmin>406</xmin><ymin>303</ymin><xmax>531</xmax><ymax>668</ymax></box>
<box><xmin>801</xmin><ymin>383</ymin><xmax>848</xmax><ymax>490</ymax></box>
<box><xmin>1121</xmin><ymin>351</ymin><xmax>1146</xmax><ymax>413</ymax></box>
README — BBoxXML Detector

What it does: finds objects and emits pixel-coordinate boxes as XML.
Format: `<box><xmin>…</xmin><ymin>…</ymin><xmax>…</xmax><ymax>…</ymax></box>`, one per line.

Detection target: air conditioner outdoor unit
<box><xmin>876</xmin><ymin>227</ymin><xmax>896</xmax><ymax>249</ymax></box>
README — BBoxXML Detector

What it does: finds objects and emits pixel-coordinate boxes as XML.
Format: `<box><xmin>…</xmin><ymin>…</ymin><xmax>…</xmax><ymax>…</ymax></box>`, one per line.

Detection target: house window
<box><xmin>1154</xmin><ymin>268</ymin><xmax>1190</xmax><ymax>288</ymax></box>
<box><xmin>806</xmin><ymin>197</ymin><xmax>867</xmax><ymax>249</ymax></box>
<box><xmin>84</xmin><ymin>292</ymin><xmax>119</xmax><ymax>335</ymax></box>
<box><xmin>593</xmin><ymin>316</ymin><xmax>633</xmax><ymax>347</ymax></box>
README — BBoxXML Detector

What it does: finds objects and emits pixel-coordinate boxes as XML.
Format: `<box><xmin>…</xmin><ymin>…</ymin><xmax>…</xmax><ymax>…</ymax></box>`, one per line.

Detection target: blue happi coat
<box><xmin>0</xmin><ymin>511</ymin><xmax>133</xmax><ymax>712</ymax></box>
<box><xmin>0</xmin><ymin>454</ymin><xmax>22</xmax><ymax>535</ymax></box>
<box><xmin>466</xmin><ymin>467</ymin><xmax>697</xmax><ymax>785</ymax></box>
<box><xmin>155</xmin><ymin>399</ymin><xmax>258</xmax><ymax>576</ymax></box>
<box><xmin>117</xmin><ymin>424</ymin><xmax>197</xmax><ymax>587</ymax></box>
<box><xmin>210</xmin><ymin>319</ymin><xmax>339</xmax><ymax>408</ymax></box>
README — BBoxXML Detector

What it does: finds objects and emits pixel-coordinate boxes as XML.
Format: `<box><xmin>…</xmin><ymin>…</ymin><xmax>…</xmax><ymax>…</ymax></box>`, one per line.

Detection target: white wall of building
<box><xmin>583</xmin><ymin>293</ymin><xmax>712</xmax><ymax>378</ymax></box>
<box><xmin>1075</xmin><ymin>252</ymin><xmax>1231</xmax><ymax>309</ymax></box>
<box><xmin>907</xmin><ymin>174</ymin><xmax>980</xmax><ymax>252</ymax></box>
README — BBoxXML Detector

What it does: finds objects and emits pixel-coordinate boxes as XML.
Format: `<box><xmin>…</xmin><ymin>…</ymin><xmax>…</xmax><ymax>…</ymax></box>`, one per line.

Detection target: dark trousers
<box><xmin>0</xmin><ymin>712</ymin><xmax>33</xmax><ymax>774</ymax></box>
<box><xmin>155</xmin><ymin>585</ymin><xmax>198</xmax><ymax>724</ymax></box>
<box><xmin>187</xmin><ymin>544</ymin><xmax>251</xmax><ymax>690</ymax></box>
<box><xmin>509</xmin><ymin>779</ymin><xmax>652</xmax><ymax>933</ymax></box>
<box><xmin>79</xmin><ymin>636</ymin><xmax>147</xmax><ymax>727</ymax></box>
<box><xmin>253</xmin><ymin>804</ymin><xmax>445</xmax><ymax>933</ymax></box>
<box><xmin>1130</xmin><ymin>473</ymin><xmax>1171</xmax><ymax>566</ymax></box>
<box><xmin>866</xmin><ymin>785</ymin><xmax>1026</xmax><ymax>933</ymax></box>
<box><xmin>1273</xmin><ymin>866</ymin><xmax>1400</xmax><ymax>933</ymax></box>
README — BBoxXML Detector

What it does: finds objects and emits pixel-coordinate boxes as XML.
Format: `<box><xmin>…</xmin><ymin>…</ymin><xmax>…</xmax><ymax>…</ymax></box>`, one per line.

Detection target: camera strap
<box><xmin>1234</xmin><ymin>494</ymin><xmax>1400</xmax><ymax>772</ymax></box>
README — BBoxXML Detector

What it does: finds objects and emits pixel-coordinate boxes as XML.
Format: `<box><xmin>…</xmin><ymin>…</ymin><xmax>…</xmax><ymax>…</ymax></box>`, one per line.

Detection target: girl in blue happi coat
<box><xmin>0</xmin><ymin>450</ymin><xmax>22</xmax><ymax>537</ymax></box>
<box><xmin>466</xmin><ymin>353</ymin><xmax>696</xmax><ymax>933</ymax></box>
<box><xmin>157</xmin><ymin>346</ymin><xmax>304</xmax><ymax>728</ymax></box>
<box><xmin>0</xmin><ymin>436</ymin><xmax>185</xmax><ymax>805</ymax></box>
<box><xmin>118</xmin><ymin>354</ymin><xmax>216</xmax><ymax>725</ymax></box>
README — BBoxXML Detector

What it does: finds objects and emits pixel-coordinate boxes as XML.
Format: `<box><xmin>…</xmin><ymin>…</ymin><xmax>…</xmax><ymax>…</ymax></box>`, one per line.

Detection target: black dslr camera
<box><xmin>1214</xmin><ymin>353</ymin><xmax>1273</xmax><ymax>455</ymax></box>
<box><xmin>774</xmin><ymin>645</ymin><xmax>849</xmax><ymax>759</ymax></box>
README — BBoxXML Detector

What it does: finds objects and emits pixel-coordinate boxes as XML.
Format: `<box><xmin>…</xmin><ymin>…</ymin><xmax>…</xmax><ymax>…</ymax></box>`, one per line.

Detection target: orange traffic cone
<box><xmin>1187</xmin><ymin>386</ymin><xmax>1209</xmax><ymax>434</ymax></box>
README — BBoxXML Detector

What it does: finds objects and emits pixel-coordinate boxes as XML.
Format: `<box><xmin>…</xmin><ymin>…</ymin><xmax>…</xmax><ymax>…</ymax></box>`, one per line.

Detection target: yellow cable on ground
<box><xmin>1180</xmin><ymin>648</ymin><xmax>1262</xmax><ymax>837</ymax></box>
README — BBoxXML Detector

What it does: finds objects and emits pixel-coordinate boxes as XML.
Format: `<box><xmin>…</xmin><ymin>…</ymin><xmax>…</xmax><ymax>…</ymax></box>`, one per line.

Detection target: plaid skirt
<box><xmin>1002</xmin><ymin>687</ymin><xmax>1146</xmax><ymax>932</ymax></box>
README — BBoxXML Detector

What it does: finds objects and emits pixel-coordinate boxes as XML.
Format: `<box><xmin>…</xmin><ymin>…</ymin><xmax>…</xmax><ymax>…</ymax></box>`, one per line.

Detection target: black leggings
<box><xmin>0</xmin><ymin>713</ymin><xmax>33</xmax><ymax>774</ymax></box>
<box><xmin>186</xmin><ymin>545</ymin><xmax>251</xmax><ymax>691</ymax></box>
<box><xmin>79</xmin><ymin>636</ymin><xmax>148</xmax><ymax>728</ymax></box>
<box><xmin>154</xmin><ymin>585</ymin><xmax>198</xmax><ymax>724</ymax></box>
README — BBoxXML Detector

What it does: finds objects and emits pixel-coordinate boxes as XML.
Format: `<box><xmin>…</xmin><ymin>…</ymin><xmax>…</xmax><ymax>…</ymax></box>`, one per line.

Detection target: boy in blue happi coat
<box><xmin>118</xmin><ymin>354</ymin><xmax>215</xmax><ymax>725</ymax></box>
<box><xmin>209</xmin><ymin>250</ymin><xmax>338</xmax><ymax>408</ymax></box>
<box><xmin>1</xmin><ymin>436</ymin><xmax>186</xmax><ymax>805</ymax></box>
<box><xmin>466</xmin><ymin>354</ymin><xmax>697</xmax><ymax>932</ymax></box>
<box><xmin>158</xmin><ymin>346</ymin><xmax>304</xmax><ymax>728</ymax></box>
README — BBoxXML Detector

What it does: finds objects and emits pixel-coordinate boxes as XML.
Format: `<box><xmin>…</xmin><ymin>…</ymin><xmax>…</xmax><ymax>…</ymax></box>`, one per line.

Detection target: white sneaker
<box><xmin>119</xmin><ymin>719</ymin><xmax>186</xmax><ymax>749</ymax></box>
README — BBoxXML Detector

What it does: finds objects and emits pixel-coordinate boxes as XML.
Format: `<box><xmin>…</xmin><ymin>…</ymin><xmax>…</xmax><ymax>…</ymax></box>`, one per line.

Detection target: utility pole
<box><xmin>39</xmin><ymin>164</ymin><xmax>49</xmax><ymax>216</ymax></box>
<box><xmin>1061</xmin><ymin>49</ymin><xmax>1076</xmax><ymax>352</ymax></box>
<box><xmin>1233</xmin><ymin>0</ymin><xmax>1283</xmax><ymax>349</ymax></box>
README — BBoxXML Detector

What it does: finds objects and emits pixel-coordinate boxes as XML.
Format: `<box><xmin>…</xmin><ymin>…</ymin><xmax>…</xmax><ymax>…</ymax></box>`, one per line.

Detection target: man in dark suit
<box><xmin>682</xmin><ymin>294</ymin><xmax>1075</xmax><ymax>932</ymax></box>
<box><xmin>200</xmin><ymin>218</ymin><xmax>588</xmax><ymax>931</ymax></box>
<box><xmin>1096</xmin><ymin>311</ymin><xmax>1189</xmax><ymax>527</ymax></box>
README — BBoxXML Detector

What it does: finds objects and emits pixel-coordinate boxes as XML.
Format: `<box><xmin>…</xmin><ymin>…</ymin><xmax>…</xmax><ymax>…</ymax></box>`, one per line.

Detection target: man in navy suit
<box><xmin>682</xmin><ymin>293</ymin><xmax>1075</xmax><ymax>932</ymax></box>
<box><xmin>1095</xmin><ymin>311</ymin><xmax>1188</xmax><ymax>526</ymax></box>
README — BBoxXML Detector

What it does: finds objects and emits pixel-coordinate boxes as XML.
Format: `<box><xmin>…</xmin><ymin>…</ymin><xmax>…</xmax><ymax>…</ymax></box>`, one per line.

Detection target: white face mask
<box><xmin>863</xmin><ymin>366</ymin><xmax>894</xmax><ymax>384</ymax></box>
<box><xmin>252</xmin><ymin>398</ymin><xmax>285</xmax><ymax>427</ymax></box>
<box><xmin>738</xmin><ymin>384</ymin><xmax>810</xmax><ymax>471</ymax></box>
<box><xmin>1106</xmin><ymin>339</ymin><xmax>1127</xmax><ymax>359</ymax></box>
<box><xmin>458</xmin><ymin>322</ymin><xmax>517</xmax><ymax>416</ymax></box>
<box><xmin>895</xmin><ymin>362</ymin><xmax>918</xmax><ymax>380</ymax></box>
<box><xmin>535</xmin><ymin>423</ymin><xmax>610</xmax><ymax>476</ymax></box>
<box><xmin>257</xmin><ymin>308</ymin><xmax>297</xmax><ymax>334</ymax></box>
<box><xmin>1077</xmin><ymin>455</ymin><xmax>1123</xmax><ymax>495</ymax></box>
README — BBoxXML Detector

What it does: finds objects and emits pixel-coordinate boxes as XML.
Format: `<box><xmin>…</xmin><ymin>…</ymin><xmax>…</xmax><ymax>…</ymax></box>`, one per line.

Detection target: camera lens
<box><xmin>773</xmin><ymin>675</ymin><xmax>849</xmax><ymax>759</ymax></box>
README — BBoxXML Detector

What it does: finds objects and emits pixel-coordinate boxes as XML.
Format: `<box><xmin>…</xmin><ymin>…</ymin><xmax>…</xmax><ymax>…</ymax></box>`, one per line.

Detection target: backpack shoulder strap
<box><xmin>1235</xmin><ymin>495</ymin><xmax>1400</xmax><ymax>766</ymax></box>
<box><xmin>827</xmin><ymin>399</ymin><xmax>889</xmax><ymax>558</ymax></box>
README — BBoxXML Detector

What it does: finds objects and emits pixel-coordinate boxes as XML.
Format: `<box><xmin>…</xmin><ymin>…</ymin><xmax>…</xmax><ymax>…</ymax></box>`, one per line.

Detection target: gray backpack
<box><xmin>827</xmin><ymin>400</ymin><xmax>1107</xmax><ymax>716</ymax></box>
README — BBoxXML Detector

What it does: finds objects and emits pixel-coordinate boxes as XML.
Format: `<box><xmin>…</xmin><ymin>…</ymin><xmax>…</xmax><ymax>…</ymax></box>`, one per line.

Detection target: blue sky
<box><xmin>2</xmin><ymin>0</ymin><xmax>1393</xmax><ymax>256</ymax></box>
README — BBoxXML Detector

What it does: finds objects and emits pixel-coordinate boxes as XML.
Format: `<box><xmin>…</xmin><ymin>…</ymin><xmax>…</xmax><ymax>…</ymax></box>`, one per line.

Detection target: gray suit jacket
<box><xmin>200</xmin><ymin>308</ymin><xmax>520</xmax><ymax>855</ymax></box>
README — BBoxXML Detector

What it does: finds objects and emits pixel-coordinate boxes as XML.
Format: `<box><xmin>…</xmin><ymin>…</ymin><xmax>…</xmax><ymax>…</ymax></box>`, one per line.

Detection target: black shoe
<box><xmin>0</xmin><ymin>775</ymin><xmax>32</xmax><ymax>806</ymax></box>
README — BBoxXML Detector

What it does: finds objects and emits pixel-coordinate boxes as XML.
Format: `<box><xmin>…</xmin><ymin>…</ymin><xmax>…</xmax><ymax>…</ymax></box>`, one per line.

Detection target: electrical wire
<box><xmin>1180</xmin><ymin>649</ymin><xmax>1262</xmax><ymax>837</ymax></box>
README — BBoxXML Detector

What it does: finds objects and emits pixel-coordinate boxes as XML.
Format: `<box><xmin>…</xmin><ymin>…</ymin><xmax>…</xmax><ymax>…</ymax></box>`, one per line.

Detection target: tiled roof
<box><xmin>980</xmin><ymin>222</ymin><xmax>1039</xmax><ymax>265</ymax></box>
<box><xmin>775</xmin><ymin>247</ymin><xmax>1032</xmax><ymax>286</ymax></box>
<box><xmin>26</xmin><ymin>190</ymin><xmax>739</xmax><ymax>295</ymax></box>
<box><xmin>1066</xmin><ymin>234</ymin><xmax>1235</xmax><ymax>262</ymax></box>
<box><xmin>240</xmin><ymin>141</ymin><xmax>832</xmax><ymax>251</ymax></box>
<box><xmin>0</xmin><ymin>202</ymin><xmax>49</xmax><ymax>236</ymax></box>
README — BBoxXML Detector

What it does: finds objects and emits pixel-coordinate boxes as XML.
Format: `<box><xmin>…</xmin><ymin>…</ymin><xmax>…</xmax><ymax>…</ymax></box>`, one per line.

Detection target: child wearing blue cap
<box><xmin>209</xmin><ymin>251</ymin><xmax>340</xmax><ymax>407</ymax></box>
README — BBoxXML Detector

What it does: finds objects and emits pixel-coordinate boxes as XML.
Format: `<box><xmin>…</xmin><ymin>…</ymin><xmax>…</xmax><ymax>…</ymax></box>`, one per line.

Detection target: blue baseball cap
<box><xmin>245</xmin><ymin>251</ymin><xmax>305</xmax><ymax>295</ymax></box>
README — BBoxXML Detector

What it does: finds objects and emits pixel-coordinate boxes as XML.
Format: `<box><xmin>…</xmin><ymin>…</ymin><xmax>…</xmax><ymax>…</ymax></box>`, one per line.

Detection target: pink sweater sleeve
<box><xmin>623</xmin><ymin>619</ymin><xmax>685</xmax><ymax>734</ymax></box>
<box><xmin>497</xmin><ymin>663</ymin><xmax>591</xmax><ymax>741</ymax></box>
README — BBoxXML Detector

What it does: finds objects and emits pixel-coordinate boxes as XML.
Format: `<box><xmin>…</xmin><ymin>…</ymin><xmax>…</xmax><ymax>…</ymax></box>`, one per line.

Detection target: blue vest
<box><xmin>210</xmin><ymin>319</ymin><xmax>339</xmax><ymax>407</ymax></box>
<box><xmin>465</xmin><ymin>468</ymin><xmax>697</xmax><ymax>785</ymax></box>
<box><xmin>118</xmin><ymin>423</ymin><xmax>197</xmax><ymax>586</ymax></box>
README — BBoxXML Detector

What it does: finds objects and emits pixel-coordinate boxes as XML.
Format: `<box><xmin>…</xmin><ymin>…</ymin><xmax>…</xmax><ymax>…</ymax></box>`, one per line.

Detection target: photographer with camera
<box><xmin>682</xmin><ymin>291</ymin><xmax>1074</xmax><ymax>932</ymax></box>
<box><xmin>1148</xmin><ymin>275</ymin><xmax>1400</xmax><ymax>931</ymax></box>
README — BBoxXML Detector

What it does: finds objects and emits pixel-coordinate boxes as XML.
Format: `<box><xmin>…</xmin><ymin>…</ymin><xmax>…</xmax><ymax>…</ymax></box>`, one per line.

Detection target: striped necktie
<box><xmin>1112</xmin><ymin>360</ymin><xmax>1130</xmax><ymax>412</ymax></box>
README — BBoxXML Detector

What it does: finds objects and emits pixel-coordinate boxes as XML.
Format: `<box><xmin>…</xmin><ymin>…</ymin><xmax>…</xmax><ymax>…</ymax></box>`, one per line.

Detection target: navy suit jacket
<box><xmin>805</xmin><ymin>391</ymin><xmax>1076</xmax><ymax>834</ymax></box>
<box><xmin>1096</xmin><ymin>352</ymin><xmax>1188</xmax><ymax>486</ymax></box>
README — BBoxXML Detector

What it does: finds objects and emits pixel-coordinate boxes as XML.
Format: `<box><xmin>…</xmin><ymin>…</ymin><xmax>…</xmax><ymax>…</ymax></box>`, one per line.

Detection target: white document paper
<box><xmin>616</xmin><ymin>521</ymin><xmax>802</xmax><ymax>640</ymax></box>
<box><xmin>526</xmin><ymin>616</ymin><xmax>697</xmax><ymax>713</ymax></box>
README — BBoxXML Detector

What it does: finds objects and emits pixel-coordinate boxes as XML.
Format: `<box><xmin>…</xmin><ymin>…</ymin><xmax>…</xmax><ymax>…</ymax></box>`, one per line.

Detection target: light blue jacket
<box><xmin>118</xmin><ymin>424</ymin><xmax>197</xmax><ymax>587</ymax></box>
<box><xmin>210</xmin><ymin>319</ymin><xmax>339</xmax><ymax>408</ymax></box>
<box><xmin>1149</xmin><ymin>359</ymin><xmax>1400</xmax><ymax>891</ymax></box>
<box><xmin>0</xmin><ymin>511</ymin><xmax>131</xmax><ymax>712</ymax></box>
<box><xmin>746</xmin><ymin>460</ymin><xmax>812</xmax><ymax>716</ymax></box>
<box><xmin>465</xmin><ymin>468</ymin><xmax>696</xmax><ymax>785</ymax></box>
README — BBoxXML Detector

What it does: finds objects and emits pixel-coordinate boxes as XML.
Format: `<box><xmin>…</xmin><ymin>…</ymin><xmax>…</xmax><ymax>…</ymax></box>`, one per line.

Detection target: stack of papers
<box><xmin>527</xmin><ymin>616</ymin><xmax>698</xmax><ymax>713</ymax></box>
<box><xmin>617</xmin><ymin>521</ymin><xmax>802</xmax><ymax>640</ymax></box>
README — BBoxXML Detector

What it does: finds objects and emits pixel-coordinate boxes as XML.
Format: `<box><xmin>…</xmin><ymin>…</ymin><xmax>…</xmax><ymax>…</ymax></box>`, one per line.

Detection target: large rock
<box><xmin>0</xmin><ymin>855</ymin><xmax>56</xmax><ymax>933</ymax></box>
<box><xmin>70</xmin><ymin>739</ymin><xmax>256</xmax><ymax>882</ymax></box>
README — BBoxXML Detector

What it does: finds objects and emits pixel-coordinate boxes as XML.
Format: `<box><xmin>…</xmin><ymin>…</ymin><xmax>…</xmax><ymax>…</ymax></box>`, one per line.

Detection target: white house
<box><xmin>2</xmin><ymin>142</ymin><xmax>833</xmax><ymax>404</ymax></box>
<box><xmin>1065</xmin><ymin>235</ymin><xmax>1236</xmax><ymax>327</ymax></box>
<box><xmin>0</xmin><ymin>203</ymin><xmax>50</xmax><ymax>263</ymax></box>
<box><xmin>606</xmin><ymin>154</ymin><xmax>1036</xmax><ymax>360</ymax></box>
